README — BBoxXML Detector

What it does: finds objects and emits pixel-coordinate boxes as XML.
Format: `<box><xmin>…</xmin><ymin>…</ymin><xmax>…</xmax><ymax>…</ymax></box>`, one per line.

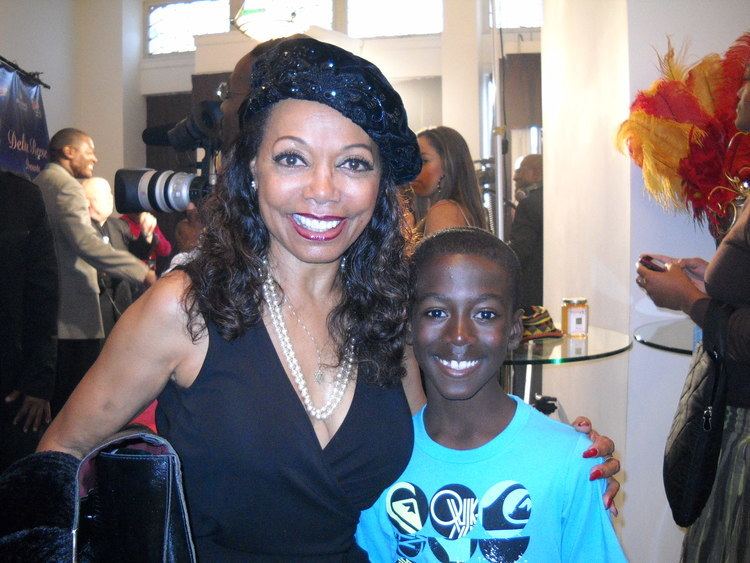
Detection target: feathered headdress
<box><xmin>617</xmin><ymin>33</ymin><xmax>750</xmax><ymax>239</ymax></box>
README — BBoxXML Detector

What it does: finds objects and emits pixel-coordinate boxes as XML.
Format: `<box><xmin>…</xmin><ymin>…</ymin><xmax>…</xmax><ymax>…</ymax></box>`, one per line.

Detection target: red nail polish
<box><xmin>589</xmin><ymin>469</ymin><xmax>603</xmax><ymax>481</ymax></box>
<box><xmin>583</xmin><ymin>448</ymin><xmax>598</xmax><ymax>458</ymax></box>
<box><xmin>606</xmin><ymin>496</ymin><xmax>613</xmax><ymax>509</ymax></box>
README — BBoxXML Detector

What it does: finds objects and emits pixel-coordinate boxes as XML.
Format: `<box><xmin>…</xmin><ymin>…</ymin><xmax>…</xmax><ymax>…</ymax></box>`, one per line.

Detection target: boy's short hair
<box><xmin>409</xmin><ymin>227</ymin><xmax>521</xmax><ymax>310</ymax></box>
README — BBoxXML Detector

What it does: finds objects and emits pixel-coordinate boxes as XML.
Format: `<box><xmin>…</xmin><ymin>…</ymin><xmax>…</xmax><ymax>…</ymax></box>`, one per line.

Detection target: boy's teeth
<box><xmin>438</xmin><ymin>358</ymin><xmax>479</xmax><ymax>370</ymax></box>
<box><xmin>294</xmin><ymin>214</ymin><xmax>341</xmax><ymax>232</ymax></box>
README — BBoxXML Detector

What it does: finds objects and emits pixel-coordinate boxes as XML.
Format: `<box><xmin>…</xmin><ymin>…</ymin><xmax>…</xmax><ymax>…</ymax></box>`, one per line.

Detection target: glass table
<box><xmin>502</xmin><ymin>326</ymin><xmax>632</xmax><ymax>403</ymax></box>
<box><xmin>633</xmin><ymin>317</ymin><xmax>694</xmax><ymax>356</ymax></box>
<box><xmin>505</xmin><ymin>326</ymin><xmax>632</xmax><ymax>365</ymax></box>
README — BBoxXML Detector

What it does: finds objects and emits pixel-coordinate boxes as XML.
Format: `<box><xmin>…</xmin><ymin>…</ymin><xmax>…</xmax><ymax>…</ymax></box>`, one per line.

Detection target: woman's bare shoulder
<box><xmin>139</xmin><ymin>270</ymin><xmax>193</xmax><ymax>326</ymax></box>
<box><xmin>424</xmin><ymin>199</ymin><xmax>469</xmax><ymax>234</ymax></box>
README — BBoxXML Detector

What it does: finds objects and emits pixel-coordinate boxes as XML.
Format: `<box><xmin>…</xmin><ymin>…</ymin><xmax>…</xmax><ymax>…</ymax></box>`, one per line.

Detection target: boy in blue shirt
<box><xmin>356</xmin><ymin>228</ymin><xmax>627</xmax><ymax>562</ymax></box>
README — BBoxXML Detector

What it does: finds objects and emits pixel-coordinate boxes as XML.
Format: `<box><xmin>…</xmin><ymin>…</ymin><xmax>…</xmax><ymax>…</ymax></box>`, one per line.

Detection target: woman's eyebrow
<box><xmin>274</xmin><ymin>135</ymin><xmax>307</xmax><ymax>146</ymax></box>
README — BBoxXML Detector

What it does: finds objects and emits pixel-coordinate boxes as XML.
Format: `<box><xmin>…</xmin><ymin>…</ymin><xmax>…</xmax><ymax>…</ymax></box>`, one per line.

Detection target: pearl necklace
<box><xmin>262</xmin><ymin>268</ymin><xmax>354</xmax><ymax>420</ymax></box>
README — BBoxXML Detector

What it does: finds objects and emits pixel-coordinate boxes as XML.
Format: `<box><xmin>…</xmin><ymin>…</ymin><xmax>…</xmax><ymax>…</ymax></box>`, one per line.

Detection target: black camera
<box><xmin>115</xmin><ymin>101</ymin><xmax>222</xmax><ymax>213</ymax></box>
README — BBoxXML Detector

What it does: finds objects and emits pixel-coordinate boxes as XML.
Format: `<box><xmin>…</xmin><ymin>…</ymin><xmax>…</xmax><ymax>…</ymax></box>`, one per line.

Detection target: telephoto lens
<box><xmin>114</xmin><ymin>168</ymin><xmax>211</xmax><ymax>213</ymax></box>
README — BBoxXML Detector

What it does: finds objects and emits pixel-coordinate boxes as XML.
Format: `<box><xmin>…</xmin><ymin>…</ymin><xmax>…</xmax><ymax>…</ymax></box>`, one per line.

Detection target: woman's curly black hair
<box><xmin>182</xmin><ymin>107</ymin><xmax>411</xmax><ymax>387</ymax></box>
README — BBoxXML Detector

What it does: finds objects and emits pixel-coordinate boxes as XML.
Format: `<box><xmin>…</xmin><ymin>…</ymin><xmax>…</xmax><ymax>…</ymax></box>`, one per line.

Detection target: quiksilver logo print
<box><xmin>385</xmin><ymin>480</ymin><xmax>532</xmax><ymax>562</ymax></box>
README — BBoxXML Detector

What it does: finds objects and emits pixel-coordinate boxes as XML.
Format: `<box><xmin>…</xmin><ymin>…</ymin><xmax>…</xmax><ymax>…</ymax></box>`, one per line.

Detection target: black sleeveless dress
<box><xmin>156</xmin><ymin>320</ymin><xmax>413</xmax><ymax>561</ymax></box>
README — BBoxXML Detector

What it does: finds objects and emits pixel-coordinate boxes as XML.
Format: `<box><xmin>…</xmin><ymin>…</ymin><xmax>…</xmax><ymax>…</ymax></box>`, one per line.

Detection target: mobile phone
<box><xmin>639</xmin><ymin>255</ymin><xmax>666</xmax><ymax>272</ymax></box>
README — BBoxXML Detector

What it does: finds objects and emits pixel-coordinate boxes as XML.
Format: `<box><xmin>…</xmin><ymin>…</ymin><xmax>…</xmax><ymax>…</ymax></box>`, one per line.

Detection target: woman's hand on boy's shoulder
<box><xmin>572</xmin><ymin>416</ymin><xmax>621</xmax><ymax>517</ymax></box>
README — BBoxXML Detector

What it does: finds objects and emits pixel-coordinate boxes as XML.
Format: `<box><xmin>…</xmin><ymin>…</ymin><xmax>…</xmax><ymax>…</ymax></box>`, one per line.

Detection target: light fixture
<box><xmin>233</xmin><ymin>1</ymin><xmax>317</xmax><ymax>42</ymax></box>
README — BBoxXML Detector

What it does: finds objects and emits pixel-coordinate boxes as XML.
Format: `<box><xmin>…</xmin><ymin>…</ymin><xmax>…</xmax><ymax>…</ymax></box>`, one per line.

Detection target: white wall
<box><xmin>442</xmin><ymin>0</ymin><xmax>482</xmax><ymax>156</ymax></box>
<box><xmin>0</xmin><ymin>0</ymin><xmax>76</xmax><ymax>135</ymax></box>
<box><xmin>541</xmin><ymin>0</ymin><xmax>631</xmax><ymax>546</ymax></box>
<box><xmin>73</xmin><ymin>0</ymin><xmax>145</xmax><ymax>184</ymax></box>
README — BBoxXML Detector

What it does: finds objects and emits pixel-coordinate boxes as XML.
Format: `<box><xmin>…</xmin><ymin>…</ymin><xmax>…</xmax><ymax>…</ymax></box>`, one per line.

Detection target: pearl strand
<box><xmin>262</xmin><ymin>269</ymin><xmax>354</xmax><ymax>420</ymax></box>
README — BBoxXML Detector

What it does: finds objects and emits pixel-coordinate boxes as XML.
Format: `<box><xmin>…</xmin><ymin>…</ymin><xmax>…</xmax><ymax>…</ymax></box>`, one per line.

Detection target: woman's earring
<box><xmin>250</xmin><ymin>179</ymin><xmax>257</xmax><ymax>192</ymax></box>
<box><xmin>435</xmin><ymin>174</ymin><xmax>445</xmax><ymax>196</ymax></box>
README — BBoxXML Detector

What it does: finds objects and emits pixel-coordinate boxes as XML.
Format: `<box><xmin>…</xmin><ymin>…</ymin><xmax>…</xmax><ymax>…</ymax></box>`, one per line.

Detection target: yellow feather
<box><xmin>686</xmin><ymin>54</ymin><xmax>723</xmax><ymax>116</ymax></box>
<box><xmin>657</xmin><ymin>41</ymin><xmax>688</xmax><ymax>82</ymax></box>
<box><xmin>616</xmin><ymin>112</ymin><xmax>701</xmax><ymax>209</ymax></box>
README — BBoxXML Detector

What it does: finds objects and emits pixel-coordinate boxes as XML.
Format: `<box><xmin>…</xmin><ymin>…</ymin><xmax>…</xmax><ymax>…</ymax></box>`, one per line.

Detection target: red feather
<box><xmin>632</xmin><ymin>81</ymin><xmax>712</xmax><ymax>127</ymax></box>
<box><xmin>715</xmin><ymin>33</ymin><xmax>750</xmax><ymax>133</ymax></box>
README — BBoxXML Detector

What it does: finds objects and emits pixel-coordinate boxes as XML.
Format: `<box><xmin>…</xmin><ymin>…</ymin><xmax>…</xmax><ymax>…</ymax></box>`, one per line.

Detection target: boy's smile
<box><xmin>411</xmin><ymin>253</ymin><xmax>523</xmax><ymax>403</ymax></box>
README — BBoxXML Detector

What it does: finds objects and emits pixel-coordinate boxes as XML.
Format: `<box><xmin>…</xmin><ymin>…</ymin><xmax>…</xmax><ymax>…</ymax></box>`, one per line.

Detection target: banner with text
<box><xmin>0</xmin><ymin>63</ymin><xmax>49</xmax><ymax>178</ymax></box>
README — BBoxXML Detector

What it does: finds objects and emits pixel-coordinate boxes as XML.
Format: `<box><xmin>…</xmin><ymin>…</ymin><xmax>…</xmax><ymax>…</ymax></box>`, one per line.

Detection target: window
<box><xmin>347</xmin><ymin>0</ymin><xmax>442</xmax><ymax>38</ymax></box>
<box><xmin>491</xmin><ymin>0</ymin><xmax>543</xmax><ymax>29</ymax></box>
<box><xmin>147</xmin><ymin>0</ymin><xmax>230</xmax><ymax>56</ymax></box>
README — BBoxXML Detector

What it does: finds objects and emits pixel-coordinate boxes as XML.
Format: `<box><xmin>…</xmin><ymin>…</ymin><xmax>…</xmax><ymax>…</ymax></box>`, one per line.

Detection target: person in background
<box><xmin>0</xmin><ymin>170</ymin><xmax>58</xmax><ymax>472</ymax></box>
<box><xmin>509</xmin><ymin>154</ymin><xmax>543</xmax><ymax>312</ymax></box>
<box><xmin>636</xmin><ymin>63</ymin><xmax>750</xmax><ymax>562</ymax></box>
<box><xmin>164</xmin><ymin>202</ymin><xmax>203</xmax><ymax>274</ymax></box>
<box><xmin>122</xmin><ymin>212</ymin><xmax>172</xmax><ymax>273</ymax></box>
<box><xmin>35</xmin><ymin>129</ymin><xmax>155</xmax><ymax>415</ymax></box>
<box><xmin>81</xmin><ymin>177</ymin><xmax>156</xmax><ymax>336</ymax></box>
<box><xmin>357</xmin><ymin>228</ymin><xmax>625</xmax><ymax>561</ymax></box>
<box><xmin>410</xmin><ymin>126</ymin><xmax>489</xmax><ymax>237</ymax></box>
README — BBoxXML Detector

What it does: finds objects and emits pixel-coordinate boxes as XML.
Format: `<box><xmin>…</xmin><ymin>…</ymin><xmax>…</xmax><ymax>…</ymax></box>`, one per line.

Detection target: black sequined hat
<box><xmin>240</xmin><ymin>37</ymin><xmax>421</xmax><ymax>185</ymax></box>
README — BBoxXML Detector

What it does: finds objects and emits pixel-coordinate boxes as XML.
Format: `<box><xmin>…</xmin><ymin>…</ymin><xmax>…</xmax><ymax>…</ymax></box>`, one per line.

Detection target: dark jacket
<box><xmin>0</xmin><ymin>171</ymin><xmax>59</xmax><ymax>399</ymax></box>
<box><xmin>509</xmin><ymin>186</ymin><xmax>543</xmax><ymax>309</ymax></box>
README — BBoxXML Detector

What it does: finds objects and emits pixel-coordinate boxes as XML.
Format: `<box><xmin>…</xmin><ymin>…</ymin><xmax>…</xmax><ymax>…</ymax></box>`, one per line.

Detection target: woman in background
<box><xmin>410</xmin><ymin>126</ymin><xmax>489</xmax><ymax>236</ymax></box>
<box><xmin>636</xmin><ymin>62</ymin><xmax>750</xmax><ymax>562</ymax></box>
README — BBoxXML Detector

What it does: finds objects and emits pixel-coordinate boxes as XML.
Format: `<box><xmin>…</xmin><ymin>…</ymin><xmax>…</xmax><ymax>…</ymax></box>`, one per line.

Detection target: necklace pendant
<box><xmin>314</xmin><ymin>368</ymin><xmax>324</xmax><ymax>384</ymax></box>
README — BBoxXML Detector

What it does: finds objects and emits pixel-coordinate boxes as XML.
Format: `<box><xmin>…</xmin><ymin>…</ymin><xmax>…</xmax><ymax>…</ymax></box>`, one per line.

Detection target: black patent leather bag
<box><xmin>663</xmin><ymin>300</ymin><xmax>733</xmax><ymax>528</ymax></box>
<box><xmin>74</xmin><ymin>429</ymin><xmax>196</xmax><ymax>562</ymax></box>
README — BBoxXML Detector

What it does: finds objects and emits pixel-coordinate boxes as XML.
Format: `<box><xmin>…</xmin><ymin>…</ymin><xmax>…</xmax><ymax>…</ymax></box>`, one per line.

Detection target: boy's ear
<box><xmin>507</xmin><ymin>308</ymin><xmax>524</xmax><ymax>351</ymax></box>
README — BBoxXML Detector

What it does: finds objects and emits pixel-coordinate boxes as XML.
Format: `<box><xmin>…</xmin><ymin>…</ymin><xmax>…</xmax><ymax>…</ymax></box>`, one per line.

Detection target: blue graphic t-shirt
<box><xmin>356</xmin><ymin>397</ymin><xmax>627</xmax><ymax>562</ymax></box>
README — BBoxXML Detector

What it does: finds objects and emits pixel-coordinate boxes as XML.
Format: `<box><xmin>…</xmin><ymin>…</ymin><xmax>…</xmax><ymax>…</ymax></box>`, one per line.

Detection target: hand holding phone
<box><xmin>639</xmin><ymin>255</ymin><xmax>667</xmax><ymax>272</ymax></box>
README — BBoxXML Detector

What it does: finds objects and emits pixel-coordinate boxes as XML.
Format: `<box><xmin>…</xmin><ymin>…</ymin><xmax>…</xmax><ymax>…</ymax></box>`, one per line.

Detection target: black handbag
<box><xmin>663</xmin><ymin>300</ymin><xmax>734</xmax><ymax>527</ymax></box>
<box><xmin>0</xmin><ymin>429</ymin><xmax>196</xmax><ymax>562</ymax></box>
<box><xmin>75</xmin><ymin>428</ymin><xmax>197</xmax><ymax>562</ymax></box>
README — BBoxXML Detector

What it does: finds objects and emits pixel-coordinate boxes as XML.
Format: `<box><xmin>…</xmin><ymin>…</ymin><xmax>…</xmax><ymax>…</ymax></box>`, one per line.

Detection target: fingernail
<box><xmin>583</xmin><ymin>447</ymin><xmax>598</xmax><ymax>458</ymax></box>
<box><xmin>576</xmin><ymin>420</ymin><xmax>588</xmax><ymax>426</ymax></box>
<box><xmin>589</xmin><ymin>469</ymin><xmax>603</xmax><ymax>481</ymax></box>
<box><xmin>605</xmin><ymin>496</ymin><xmax>613</xmax><ymax>509</ymax></box>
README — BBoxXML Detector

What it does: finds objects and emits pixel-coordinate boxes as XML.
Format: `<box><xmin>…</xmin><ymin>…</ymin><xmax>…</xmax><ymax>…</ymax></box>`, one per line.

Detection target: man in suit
<box><xmin>35</xmin><ymin>128</ymin><xmax>156</xmax><ymax>414</ymax></box>
<box><xmin>509</xmin><ymin>154</ymin><xmax>543</xmax><ymax>311</ymax></box>
<box><xmin>0</xmin><ymin>170</ymin><xmax>59</xmax><ymax>470</ymax></box>
<box><xmin>508</xmin><ymin>154</ymin><xmax>544</xmax><ymax>400</ymax></box>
